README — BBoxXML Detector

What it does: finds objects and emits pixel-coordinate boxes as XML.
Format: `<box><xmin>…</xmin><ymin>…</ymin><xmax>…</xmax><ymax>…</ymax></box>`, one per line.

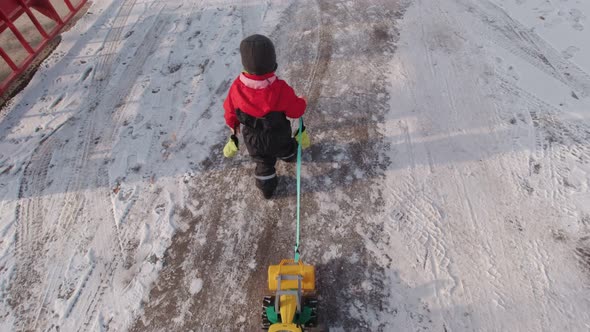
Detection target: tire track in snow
<box><xmin>383</xmin><ymin>0</ymin><xmax>550</xmax><ymax>328</ymax></box>
<box><xmin>94</xmin><ymin>0</ymin><xmax>139</xmax><ymax>83</ymax></box>
<box><xmin>445</xmin><ymin>1</ymin><xmax>587</xmax><ymax>322</ymax></box>
<box><xmin>479</xmin><ymin>26</ymin><xmax>590</xmax><ymax>332</ymax></box>
<box><xmin>387</xmin><ymin>0</ymin><xmax>590</xmax><ymax>329</ymax></box>
<box><xmin>390</xmin><ymin>4</ymin><xmax>490</xmax><ymax>327</ymax></box>
<box><xmin>100</xmin><ymin>13</ymin><xmax>169</xmax><ymax>144</ymax></box>
<box><xmin>498</xmin><ymin>77</ymin><xmax>590</xmax><ymax>211</ymax></box>
<box><xmin>52</xmin><ymin>14</ymin><xmax>170</xmax><ymax>331</ymax></box>
<box><xmin>498</xmin><ymin>77</ymin><xmax>590</xmax><ymax>308</ymax></box>
<box><xmin>11</xmin><ymin>138</ymin><xmax>57</xmax><ymax>331</ymax></box>
<box><xmin>128</xmin><ymin>4</ymin><xmax>256</xmax><ymax>330</ymax></box>
<box><xmin>8</xmin><ymin>3</ymin><xmax>172</xmax><ymax>331</ymax></box>
<box><xmin>459</xmin><ymin>0</ymin><xmax>590</xmax><ymax>97</ymax></box>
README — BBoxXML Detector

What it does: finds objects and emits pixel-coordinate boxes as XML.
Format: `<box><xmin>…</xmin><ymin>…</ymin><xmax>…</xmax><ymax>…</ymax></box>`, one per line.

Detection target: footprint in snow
<box><xmin>118</xmin><ymin>187</ymin><xmax>134</xmax><ymax>202</ymax></box>
<box><xmin>80</xmin><ymin>66</ymin><xmax>93</xmax><ymax>82</ymax></box>
<box><xmin>572</xmin><ymin>22</ymin><xmax>584</xmax><ymax>31</ymax></box>
<box><xmin>154</xmin><ymin>203</ymin><xmax>166</xmax><ymax>215</ymax></box>
<box><xmin>551</xmin><ymin>229</ymin><xmax>567</xmax><ymax>242</ymax></box>
<box><xmin>562</xmin><ymin>46</ymin><xmax>580</xmax><ymax>60</ymax></box>
<box><xmin>50</xmin><ymin>94</ymin><xmax>65</xmax><ymax>109</ymax></box>
<box><xmin>507</xmin><ymin>65</ymin><xmax>520</xmax><ymax>81</ymax></box>
<box><xmin>560</xmin><ymin>8</ymin><xmax>586</xmax><ymax>31</ymax></box>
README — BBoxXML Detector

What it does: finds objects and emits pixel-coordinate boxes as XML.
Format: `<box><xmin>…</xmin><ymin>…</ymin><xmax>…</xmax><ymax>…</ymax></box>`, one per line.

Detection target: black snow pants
<box><xmin>236</xmin><ymin>109</ymin><xmax>297</xmax><ymax>198</ymax></box>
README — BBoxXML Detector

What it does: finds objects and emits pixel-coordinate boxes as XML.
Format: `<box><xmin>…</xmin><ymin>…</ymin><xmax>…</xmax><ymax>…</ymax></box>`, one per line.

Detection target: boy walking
<box><xmin>223</xmin><ymin>34</ymin><xmax>308</xmax><ymax>199</ymax></box>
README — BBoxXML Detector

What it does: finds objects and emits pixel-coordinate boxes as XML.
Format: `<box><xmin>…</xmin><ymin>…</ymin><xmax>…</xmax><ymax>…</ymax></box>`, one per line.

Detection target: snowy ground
<box><xmin>0</xmin><ymin>0</ymin><xmax>589</xmax><ymax>331</ymax></box>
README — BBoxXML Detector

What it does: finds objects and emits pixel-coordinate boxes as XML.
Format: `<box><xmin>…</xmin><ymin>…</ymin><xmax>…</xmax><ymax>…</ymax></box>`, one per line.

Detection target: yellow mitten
<box><xmin>223</xmin><ymin>135</ymin><xmax>239</xmax><ymax>158</ymax></box>
<box><xmin>294</xmin><ymin>126</ymin><xmax>311</xmax><ymax>150</ymax></box>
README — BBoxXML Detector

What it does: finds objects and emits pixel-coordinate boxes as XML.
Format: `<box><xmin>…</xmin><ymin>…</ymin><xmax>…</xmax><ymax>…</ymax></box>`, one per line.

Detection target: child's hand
<box><xmin>231</xmin><ymin>125</ymin><xmax>240</xmax><ymax>135</ymax></box>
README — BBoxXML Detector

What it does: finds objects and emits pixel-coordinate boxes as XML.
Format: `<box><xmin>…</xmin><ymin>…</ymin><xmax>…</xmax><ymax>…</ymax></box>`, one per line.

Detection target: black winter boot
<box><xmin>256</xmin><ymin>176</ymin><xmax>278</xmax><ymax>199</ymax></box>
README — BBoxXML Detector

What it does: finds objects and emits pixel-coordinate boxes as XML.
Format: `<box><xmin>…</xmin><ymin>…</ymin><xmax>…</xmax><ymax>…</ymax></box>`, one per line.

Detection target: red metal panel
<box><xmin>0</xmin><ymin>0</ymin><xmax>23</xmax><ymax>18</ymax></box>
<box><xmin>23</xmin><ymin>5</ymin><xmax>51</xmax><ymax>39</ymax></box>
<box><xmin>1</xmin><ymin>0</ymin><xmax>62</xmax><ymax>21</ymax></box>
<box><xmin>0</xmin><ymin>47</ymin><xmax>19</xmax><ymax>70</ymax></box>
<box><xmin>28</xmin><ymin>0</ymin><xmax>63</xmax><ymax>23</ymax></box>
<box><xmin>63</xmin><ymin>0</ymin><xmax>75</xmax><ymax>12</ymax></box>
<box><xmin>1</xmin><ymin>0</ymin><xmax>88</xmax><ymax>96</ymax></box>
<box><xmin>0</xmin><ymin>1</ymin><xmax>25</xmax><ymax>34</ymax></box>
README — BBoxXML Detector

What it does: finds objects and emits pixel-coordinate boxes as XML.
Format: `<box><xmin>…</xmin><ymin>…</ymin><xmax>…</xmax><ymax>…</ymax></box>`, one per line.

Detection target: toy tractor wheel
<box><xmin>303</xmin><ymin>296</ymin><xmax>318</xmax><ymax>328</ymax></box>
<box><xmin>262</xmin><ymin>296</ymin><xmax>275</xmax><ymax>330</ymax></box>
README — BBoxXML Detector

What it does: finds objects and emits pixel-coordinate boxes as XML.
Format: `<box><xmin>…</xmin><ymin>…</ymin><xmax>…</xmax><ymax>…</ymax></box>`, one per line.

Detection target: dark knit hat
<box><xmin>240</xmin><ymin>34</ymin><xmax>277</xmax><ymax>75</ymax></box>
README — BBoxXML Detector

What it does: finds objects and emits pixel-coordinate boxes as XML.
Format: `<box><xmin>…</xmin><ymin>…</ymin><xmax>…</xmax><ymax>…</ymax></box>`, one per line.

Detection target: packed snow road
<box><xmin>1</xmin><ymin>0</ymin><xmax>590</xmax><ymax>331</ymax></box>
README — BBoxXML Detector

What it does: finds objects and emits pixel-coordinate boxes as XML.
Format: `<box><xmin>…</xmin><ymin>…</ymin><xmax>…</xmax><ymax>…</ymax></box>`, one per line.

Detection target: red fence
<box><xmin>0</xmin><ymin>0</ymin><xmax>87</xmax><ymax>96</ymax></box>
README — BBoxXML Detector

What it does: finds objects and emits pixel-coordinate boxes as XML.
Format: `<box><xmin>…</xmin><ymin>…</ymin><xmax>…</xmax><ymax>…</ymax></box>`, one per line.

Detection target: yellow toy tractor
<box><xmin>262</xmin><ymin>259</ymin><xmax>319</xmax><ymax>331</ymax></box>
<box><xmin>261</xmin><ymin>119</ymin><xmax>321</xmax><ymax>331</ymax></box>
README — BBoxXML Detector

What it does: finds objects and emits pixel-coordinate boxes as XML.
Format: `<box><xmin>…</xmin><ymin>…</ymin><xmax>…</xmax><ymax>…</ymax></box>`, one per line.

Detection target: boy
<box><xmin>223</xmin><ymin>34</ymin><xmax>308</xmax><ymax>199</ymax></box>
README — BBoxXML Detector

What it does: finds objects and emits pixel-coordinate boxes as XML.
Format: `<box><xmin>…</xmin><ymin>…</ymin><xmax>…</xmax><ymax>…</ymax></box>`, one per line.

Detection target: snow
<box><xmin>0</xmin><ymin>0</ymin><xmax>589</xmax><ymax>330</ymax></box>
<box><xmin>375</xmin><ymin>0</ymin><xmax>590</xmax><ymax>330</ymax></box>
<box><xmin>189</xmin><ymin>278</ymin><xmax>203</xmax><ymax>295</ymax></box>
<box><xmin>0</xmin><ymin>0</ymin><xmax>235</xmax><ymax>330</ymax></box>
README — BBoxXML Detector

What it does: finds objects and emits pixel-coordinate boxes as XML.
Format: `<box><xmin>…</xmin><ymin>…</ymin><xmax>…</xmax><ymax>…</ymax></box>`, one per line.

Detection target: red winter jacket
<box><xmin>223</xmin><ymin>72</ymin><xmax>306</xmax><ymax>129</ymax></box>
